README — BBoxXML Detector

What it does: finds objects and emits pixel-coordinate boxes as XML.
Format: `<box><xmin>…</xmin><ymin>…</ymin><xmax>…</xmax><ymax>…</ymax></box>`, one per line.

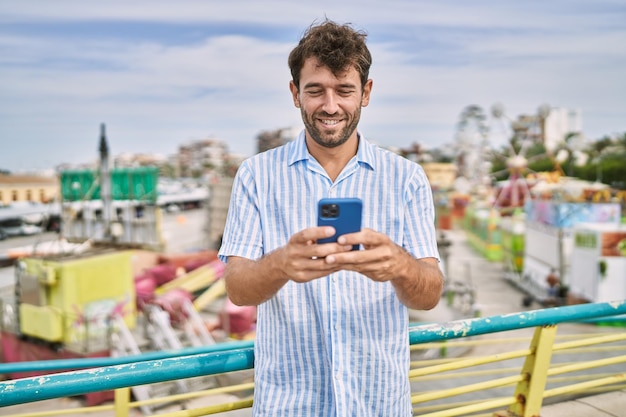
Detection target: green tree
<box><xmin>578</xmin><ymin>132</ymin><xmax>626</xmax><ymax>189</ymax></box>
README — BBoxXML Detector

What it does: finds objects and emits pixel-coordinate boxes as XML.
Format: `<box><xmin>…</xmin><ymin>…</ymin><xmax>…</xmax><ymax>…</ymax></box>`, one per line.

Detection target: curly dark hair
<box><xmin>288</xmin><ymin>19</ymin><xmax>372</xmax><ymax>90</ymax></box>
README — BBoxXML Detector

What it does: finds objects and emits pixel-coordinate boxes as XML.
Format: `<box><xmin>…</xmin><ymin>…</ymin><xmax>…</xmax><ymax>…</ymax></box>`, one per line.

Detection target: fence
<box><xmin>1</xmin><ymin>300</ymin><xmax>625</xmax><ymax>417</ymax></box>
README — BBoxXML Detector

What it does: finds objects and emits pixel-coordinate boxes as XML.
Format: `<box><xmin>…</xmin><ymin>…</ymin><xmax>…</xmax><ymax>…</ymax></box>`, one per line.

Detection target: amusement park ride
<box><xmin>0</xmin><ymin>125</ymin><xmax>252</xmax><ymax>409</ymax></box>
<box><xmin>454</xmin><ymin>103</ymin><xmax>550</xmax><ymax>212</ymax></box>
<box><xmin>453</xmin><ymin>102</ymin><xmax>595</xmax><ymax>212</ymax></box>
<box><xmin>452</xmin><ymin>103</ymin><xmax>626</xmax><ymax>309</ymax></box>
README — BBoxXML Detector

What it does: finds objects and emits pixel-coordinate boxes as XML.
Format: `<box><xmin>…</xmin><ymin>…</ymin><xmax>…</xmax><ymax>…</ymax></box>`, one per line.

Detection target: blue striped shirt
<box><xmin>219</xmin><ymin>131</ymin><xmax>440</xmax><ymax>416</ymax></box>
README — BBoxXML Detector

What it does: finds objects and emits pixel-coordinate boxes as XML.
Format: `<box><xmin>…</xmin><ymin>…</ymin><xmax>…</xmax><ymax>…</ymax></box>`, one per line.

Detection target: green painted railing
<box><xmin>408</xmin><ymin>300</ymin><xmax>626</xmax><ymax>343</ymax></box>
<box><xmin>0</xmin><ymin>347</ymin><xmax>254</xmax><ymax>407</ymax></box>
<box><xmin>0</xmin><ymin>340</ymin><xmax>254</xmax><ymax>375</ymax></box>
<box><xmin>1</xmin><ymin>300</ymin><xmax>625</xmax><ymax>415</ymax></box>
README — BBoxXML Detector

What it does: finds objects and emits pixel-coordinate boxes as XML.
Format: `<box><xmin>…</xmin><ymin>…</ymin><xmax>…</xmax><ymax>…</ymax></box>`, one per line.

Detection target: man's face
<box><xmin>290</xmin><ymin>57</ymin><xmax>372</xmax><ymax>149</ymax></box>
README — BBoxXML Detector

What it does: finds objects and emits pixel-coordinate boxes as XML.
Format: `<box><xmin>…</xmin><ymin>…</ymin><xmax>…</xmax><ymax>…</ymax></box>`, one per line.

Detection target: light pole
<box><xmin>437</xmin><ymin>231</ymin><xmax>452</xmax><ymax>275</ymax></box>
<box><xmin>98</xmin><ymin>123</ymin><xmax>112</xmax><ymax>239</ymax></box>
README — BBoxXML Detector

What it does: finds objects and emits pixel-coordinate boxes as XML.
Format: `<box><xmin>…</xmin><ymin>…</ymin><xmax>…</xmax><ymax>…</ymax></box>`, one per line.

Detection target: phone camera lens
<box><xmin>321</xmin><ymin>204</ymin><xmax>340</xmax><ymax>218</ymax></box>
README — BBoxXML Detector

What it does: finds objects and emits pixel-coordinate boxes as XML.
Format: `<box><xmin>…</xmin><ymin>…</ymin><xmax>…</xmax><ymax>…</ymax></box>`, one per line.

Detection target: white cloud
<box><xmin>0</xmin><ymin>1</ymin><xmax>625</xmax><ymax>170</ymax></box>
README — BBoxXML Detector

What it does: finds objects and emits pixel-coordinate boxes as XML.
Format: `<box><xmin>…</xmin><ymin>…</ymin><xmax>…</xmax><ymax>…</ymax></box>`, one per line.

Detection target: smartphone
<box><xmin>317</xmin><ymin>197</ymin><xmax>362</xmax><ymax>250</ymax></box>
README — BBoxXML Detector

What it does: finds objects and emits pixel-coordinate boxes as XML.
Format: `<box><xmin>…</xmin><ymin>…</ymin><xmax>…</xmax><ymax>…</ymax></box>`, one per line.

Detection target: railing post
<box><xmin>500</xmin><ymin>324</ymin><xmax>557</xmax><ymax>417</ymax></box>
<box><xmin>114</xmin><ymin>386</ymin><xmax>130</xmax><ymax>417</ymax></box>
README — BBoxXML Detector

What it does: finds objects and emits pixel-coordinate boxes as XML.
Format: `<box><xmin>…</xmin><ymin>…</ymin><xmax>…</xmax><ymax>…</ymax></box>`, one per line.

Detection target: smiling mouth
<box><xmin>319</xmin><ymin>119</ymin><xmax>341</xmax><ymax>126</ymax></box>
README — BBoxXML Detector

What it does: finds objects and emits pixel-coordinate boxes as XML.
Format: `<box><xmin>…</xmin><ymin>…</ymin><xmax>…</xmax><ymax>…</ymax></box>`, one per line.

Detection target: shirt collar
<box><xmin>288</xmin><ymin>129</ymin><xmax>375</xmax><ymax>170</ymax></box>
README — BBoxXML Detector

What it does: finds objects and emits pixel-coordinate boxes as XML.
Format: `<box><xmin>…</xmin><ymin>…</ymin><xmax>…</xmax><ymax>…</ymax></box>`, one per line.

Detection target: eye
<box><xmin>306</xmin><ymin>89</ymin><xmax>323</xmax><ymax>97</ymax></box>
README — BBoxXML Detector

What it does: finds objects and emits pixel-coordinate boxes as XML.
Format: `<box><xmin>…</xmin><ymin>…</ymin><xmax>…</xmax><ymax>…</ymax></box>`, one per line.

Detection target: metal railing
<box><xmin>1</xmin><ymin>300</ymin><xmax>625</xmax><ymax>417</ymax></box>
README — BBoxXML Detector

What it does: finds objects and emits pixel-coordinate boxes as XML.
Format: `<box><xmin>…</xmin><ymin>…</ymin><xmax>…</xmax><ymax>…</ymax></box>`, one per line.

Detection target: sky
<box><xmin>1</xmin><ymin>1</ymin><xmax>625</xmax><ymax>172</ymax></box>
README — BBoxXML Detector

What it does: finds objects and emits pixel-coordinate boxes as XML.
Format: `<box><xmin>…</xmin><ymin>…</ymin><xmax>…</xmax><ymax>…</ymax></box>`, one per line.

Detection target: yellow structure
<box><xmin>0</xmin><ymin>174</ymin><xmax>59</xmax><ymax>204</ymax></box>
<box><xmin>18</xmin><ymin>250</ymin><xmax>136</xmax><ymax>346</ymax></box>
<box><xmin>422</xmin><ymin>163</ymin><xmax>458</xmax><ymax>190</ymax></box>
<box><xmin>155</xmin><ymin>260</ymin><xmax>224</xmax><ymax>296</ymax></box>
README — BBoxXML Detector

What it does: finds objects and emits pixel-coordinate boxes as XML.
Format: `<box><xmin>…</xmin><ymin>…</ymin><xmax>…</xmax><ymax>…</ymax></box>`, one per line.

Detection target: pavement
<box><xmin>439</xmin><ymin>229</ymin><xmax>626</xmax><ymax>417</ymax></box>
<box><xmin>2</xmin><ymin>227</ymin><xmax>625</xmax><ymax>416</ymax></box>
<box><xmin>540</xmin><ymin>390</ymin><xmax>626</xmax><ymax>417</ymax></box>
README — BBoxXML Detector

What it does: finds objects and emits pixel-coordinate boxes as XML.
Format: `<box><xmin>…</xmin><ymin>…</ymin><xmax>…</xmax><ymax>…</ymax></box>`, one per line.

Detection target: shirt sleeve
<box><xmin>218</xmin><ymin>162</ymin><xmax>264</xmax><ymax>263</ymax></box>
<box><xmin>402</xmin><ymin>165</ymin><xmax>441</xmax><ymax>261</ymax></box>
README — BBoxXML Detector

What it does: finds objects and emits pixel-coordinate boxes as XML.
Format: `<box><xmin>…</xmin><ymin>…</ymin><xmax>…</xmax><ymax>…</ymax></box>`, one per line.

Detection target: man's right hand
<box><xmin>223</xmin><ymin>226</ymin><xmax>353</xmax><ymax>306</ymax></box>
<box><xmin>276</xmin><ymin>226</ymin><xmax>353</xmax><ymax>283</ymax></box>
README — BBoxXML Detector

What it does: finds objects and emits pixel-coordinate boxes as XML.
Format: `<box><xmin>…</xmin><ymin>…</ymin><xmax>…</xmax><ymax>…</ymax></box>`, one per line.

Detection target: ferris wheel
<box><xmin>488</xmin><ymin>103</ymin><xmax>559</xmax><ymax>210</ymax></box>
<box><xmin>453</xmin><ymin>105</ymin><xmax>493</xmax><ymax>197</ymax></box>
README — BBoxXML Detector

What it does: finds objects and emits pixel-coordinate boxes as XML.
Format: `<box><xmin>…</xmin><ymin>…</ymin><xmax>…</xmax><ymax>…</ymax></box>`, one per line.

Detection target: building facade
<box><xmin>422</xmin><ymin>163</ymin><xmax>458</xmax><ymax>191</ymax></box>
<box><xmin>0</xmin><ymin>175</ymin><xmax>59</xmax><ymax>205</ymax></box>
<box><xmin>544</xmin><ymin>107</ymin><xmax>583</xmax><ymax>152</ymax></box>
<box><xmin>177</xmin><ymin>139</ymin><xmax>228</xmax><ymax>177</ymax></box>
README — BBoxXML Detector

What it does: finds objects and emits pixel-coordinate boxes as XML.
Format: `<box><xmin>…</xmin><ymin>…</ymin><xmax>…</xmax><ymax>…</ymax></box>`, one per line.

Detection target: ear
<box><xmin>361</xmin><ymin>79</ymin><xmax>373</xmax><ymax>107</ymax></box>
<box><xmin>289</xmin><ymin>80</ymin><xmax>300</xmax><ymax>108</ymax></box>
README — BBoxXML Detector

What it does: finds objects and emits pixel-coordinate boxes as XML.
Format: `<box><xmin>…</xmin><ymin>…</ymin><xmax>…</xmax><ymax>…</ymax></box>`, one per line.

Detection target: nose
<box><xmin>321</xmin><ymin>90</ymin><xmax>339</xmax><ymax>114</ymax></box>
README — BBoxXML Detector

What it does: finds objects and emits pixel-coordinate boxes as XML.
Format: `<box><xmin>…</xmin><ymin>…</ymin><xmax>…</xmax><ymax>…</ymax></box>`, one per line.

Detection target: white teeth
<box><xmin>321</xmin><ymin>119</ymin><xmax>339</xmax><ymax>125</ymax></box>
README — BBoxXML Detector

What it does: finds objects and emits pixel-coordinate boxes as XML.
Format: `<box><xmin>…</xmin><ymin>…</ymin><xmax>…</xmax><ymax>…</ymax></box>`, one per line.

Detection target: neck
<box><xmin>306</xmin><ymin>134</ymin><xmax>359</xmax><ymax>182</ymax></box>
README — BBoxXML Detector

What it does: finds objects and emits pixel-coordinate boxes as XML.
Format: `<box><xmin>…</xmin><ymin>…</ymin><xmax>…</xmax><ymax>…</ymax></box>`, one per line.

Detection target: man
<box><xmin>219</xmin><ymin>19</ymin><xmax>444</xmax><ymax>416</ymax></box>
<box><xmin>545</xmin><ymin>268</ymin><xmax>560</xmax><ymax>306</ymax></box>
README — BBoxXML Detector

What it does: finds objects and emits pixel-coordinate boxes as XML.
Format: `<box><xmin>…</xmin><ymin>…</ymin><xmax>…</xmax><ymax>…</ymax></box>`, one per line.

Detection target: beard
<box><xmin>301</xmin><ymin>106</ymin><xmax>361</xmax><ymax>149</ymax></box>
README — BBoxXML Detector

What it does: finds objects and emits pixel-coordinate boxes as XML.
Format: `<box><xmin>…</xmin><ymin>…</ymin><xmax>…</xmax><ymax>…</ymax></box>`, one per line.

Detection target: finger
<box><xmin>325</xmin><ymin>249</ymin><xmax>364</xmax><ymax>265</ymax></box>
<box><xmin>336</xmin><ymin>228</ymin><xmax>383</xmax><ymax>248</ymax></box>
<box><xmin>292</xmin><ymin>226</ymin><xmax>336</xmax><ymax>245</ymax></box>
<box><xmin>289</xmin><ymin>258</ymin><xmax>342</xmax><ymax>282</ymax></box>
<box><xmin>325</xmin><ymin>254</ymin><xmax>390</xmax><ymax>282</ymax></box>
<box><xmin>325</xmin><ymin>242</ymin><xmax>389</xmax><ymax>266</ymax></box>
<box><xmin>313</xmin><ymin>241</ymin><xmax>354</xmax><ymax>258</ymax></box>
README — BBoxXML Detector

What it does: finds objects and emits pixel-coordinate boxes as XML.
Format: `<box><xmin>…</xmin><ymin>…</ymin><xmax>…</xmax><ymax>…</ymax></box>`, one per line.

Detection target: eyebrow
<box><xmin>302</xmin><ymin>82</ymin><xmax>358</xmax><ymax>90</ymax></box>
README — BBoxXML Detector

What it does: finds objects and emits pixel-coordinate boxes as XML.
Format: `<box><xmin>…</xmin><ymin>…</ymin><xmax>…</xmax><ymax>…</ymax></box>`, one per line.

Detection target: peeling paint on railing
<box><xmin>0</xmin><ymin>340</ymin><xmax>254</xmax><ymax>375</ymax></box>
<box><xmin>0</xmin><ymin>348</ymin><xmax>255</xmax><ymax>407</ymax></box>
<box><xmin>408</xmin><ymin>300</ymin><xmax>626</xmax><ymax>345</ymax></box>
